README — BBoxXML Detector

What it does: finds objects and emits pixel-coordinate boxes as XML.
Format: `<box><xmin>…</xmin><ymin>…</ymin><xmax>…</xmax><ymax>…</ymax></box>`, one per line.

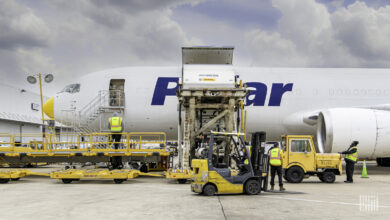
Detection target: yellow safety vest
<box><xmin>269</xmin><ymin>147</ymin><xmax>282</xmax><ymax>166</ymax></box>
<box><xmin>345</xmin><ymin>146</ymin><xmax>358</xmax><ymax>162</ymax></box>
<box><xmin>244</xmin><ymin>146</ymin><xmax>252</xmax><ymax>165</ymax></box>
<box><xmin>109</xmin><ymin>117</ymin><xmax>122</xmax><ymax>132</ymax></box>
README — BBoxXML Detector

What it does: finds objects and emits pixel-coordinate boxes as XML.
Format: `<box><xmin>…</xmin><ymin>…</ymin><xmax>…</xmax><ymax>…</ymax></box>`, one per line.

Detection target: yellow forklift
<box><xmin>191</xmin><ymin>132</ymin><xmax>269</xmax><ymax>196</ymax></box>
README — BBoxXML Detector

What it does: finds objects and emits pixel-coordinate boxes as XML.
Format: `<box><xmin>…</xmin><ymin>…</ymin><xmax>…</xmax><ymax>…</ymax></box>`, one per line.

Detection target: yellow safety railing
<box><xmin>0</xmin><ymin>132</ymin><xmax>167</xmax><ymax>154</ymax></box>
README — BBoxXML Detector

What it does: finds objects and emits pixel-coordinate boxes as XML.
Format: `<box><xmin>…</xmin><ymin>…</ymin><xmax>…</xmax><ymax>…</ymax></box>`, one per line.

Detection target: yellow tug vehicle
<box><xmin>281</xmin><ymin>135</ymin><xmax>342</xmax><ymax>183</ymax></box>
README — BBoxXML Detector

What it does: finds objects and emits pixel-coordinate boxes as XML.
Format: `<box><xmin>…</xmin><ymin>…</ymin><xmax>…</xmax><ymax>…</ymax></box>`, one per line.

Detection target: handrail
<box><xmin>0</xmin><ymin>132</ymin><xmax>166</xmax><ymax>154</ymax></box>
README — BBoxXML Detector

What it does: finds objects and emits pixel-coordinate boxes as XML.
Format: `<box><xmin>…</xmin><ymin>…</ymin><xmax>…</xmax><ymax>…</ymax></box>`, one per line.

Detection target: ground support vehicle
<box><xmin>50</xmin><ymin>169</ymin><xmax>143</xmax><ymax>184</ymax></box>
<box><xmin>0</xmin><ymin>169</ymin><xmax>49</xmax><ymax>183</ymax></box>
<box><xmin>191</xmin><ymin>132</ymin><xmax>269</xmax><ymax>196</ymax></box>
<box><xmin>165</xmin><ymin>169</ymin><xmax>192</xmax><ymax>184</ymax></box>
<box><xmin>281</xmin><ymin>135</ymin><xmax>342</xmax><ymax>183</ymax></box>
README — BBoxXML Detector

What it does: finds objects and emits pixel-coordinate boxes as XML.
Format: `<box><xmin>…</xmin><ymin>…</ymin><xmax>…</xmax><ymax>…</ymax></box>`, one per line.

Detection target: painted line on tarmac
<box><xmin>262</xmin><ymin>196</ymin><xmax>390</xmax><ymax>209</ymax></box>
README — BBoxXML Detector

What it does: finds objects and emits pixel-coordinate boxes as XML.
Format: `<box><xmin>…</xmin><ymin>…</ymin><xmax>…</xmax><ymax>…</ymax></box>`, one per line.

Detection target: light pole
<box><xmin>27</xmin><ymin>73</ymin><xmax>54</xmax><ymax>125</ymax></box>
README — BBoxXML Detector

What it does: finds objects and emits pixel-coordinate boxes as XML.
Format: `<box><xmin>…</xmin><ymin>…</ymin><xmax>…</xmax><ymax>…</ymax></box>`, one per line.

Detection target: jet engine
<box><xmin>317</xmin><ymin>108</ymin><xmax>390</xmax><ymax>159</ymax></box>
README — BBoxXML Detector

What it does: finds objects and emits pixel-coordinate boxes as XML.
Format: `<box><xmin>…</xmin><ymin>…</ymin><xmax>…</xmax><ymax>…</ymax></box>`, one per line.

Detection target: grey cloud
<box><xmin>246</xmin><ymin>0</ymin><xmax>390</xmax><ymax>68</ymax></box>
<box><xmin>0</xmin><ymin>1</ymin><xmax>50</xmax><ymax>50</ymax></box>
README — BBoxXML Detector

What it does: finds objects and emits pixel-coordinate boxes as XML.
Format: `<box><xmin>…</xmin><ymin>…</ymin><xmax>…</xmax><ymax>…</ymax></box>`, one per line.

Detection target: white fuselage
<box><xmin>53</xmin><ymin>67</ymin><xmax>390</xmax><ymax>158</ymax></box>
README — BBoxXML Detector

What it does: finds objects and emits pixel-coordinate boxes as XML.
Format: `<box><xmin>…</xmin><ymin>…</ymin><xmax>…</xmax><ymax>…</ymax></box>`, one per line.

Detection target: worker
<box><xmin>269</xmin><ymin>142</ymin><xmax>285</xmax><ymax>191</ymax></box>
<box><xmin>108</xmin><ymin>112</ymin><xmax>123</xmax><ymax>169</ymax></box>
<box><xmin>341</xmin><ymin>141</ymin><xmax>359</xmax><ymax>183</ymax></box>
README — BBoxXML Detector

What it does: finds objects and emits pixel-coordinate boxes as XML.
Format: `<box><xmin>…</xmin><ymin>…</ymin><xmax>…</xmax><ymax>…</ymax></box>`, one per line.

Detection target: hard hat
<box><xmin>113</xmin><ymin>112</ymin><xmax>119</xmax><ymax>117</ymax></box>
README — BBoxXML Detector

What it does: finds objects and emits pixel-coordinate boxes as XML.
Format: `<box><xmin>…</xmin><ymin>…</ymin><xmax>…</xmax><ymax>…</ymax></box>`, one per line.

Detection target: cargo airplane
<box><xmin>43</xmin><ymin>66</ymin><xmax>390</xmax><ymax>164</ymax></box>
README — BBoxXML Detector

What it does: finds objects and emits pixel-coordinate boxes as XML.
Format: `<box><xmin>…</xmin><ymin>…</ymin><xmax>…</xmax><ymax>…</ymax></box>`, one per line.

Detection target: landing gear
<box><xmin>377</xmin><ymin>157</ymin><xmax>390</xmax><ymax>167</ymax></box>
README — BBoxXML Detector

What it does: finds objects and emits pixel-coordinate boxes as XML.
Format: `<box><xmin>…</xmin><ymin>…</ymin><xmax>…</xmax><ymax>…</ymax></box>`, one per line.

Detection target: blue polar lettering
<box><xmin>151</xmin><ymin>77</ymin><xmax>179</xmax><ymax>105</ymax></box>
<box><xmin>245</xmin><ymin>82</ymin><xmax>267</xmax><ymax>106</ymax></box>
<box><xmin>268</xmin><ymin>83</ymin><xmax>293</xmax><ymax>106</ymax></box>
<box><xmin>151</xmin><ymin>77</ymin><xmax>293</xmax><ymax>106</ymax></box>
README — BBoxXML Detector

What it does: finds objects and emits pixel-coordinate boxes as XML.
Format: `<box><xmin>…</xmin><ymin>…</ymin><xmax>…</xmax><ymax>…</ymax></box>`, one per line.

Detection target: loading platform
<box><xmin>0</xmin><ymin>132</ymin><xmax>169</xmax><ymax>167</ymax></box>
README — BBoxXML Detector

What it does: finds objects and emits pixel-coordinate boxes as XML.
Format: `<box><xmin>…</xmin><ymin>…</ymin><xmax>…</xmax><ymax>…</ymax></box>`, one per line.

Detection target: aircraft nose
<box><xmin>43</xmin><ymin>97</ymin><xmax>54</xmax><ymax>118</ymax></box>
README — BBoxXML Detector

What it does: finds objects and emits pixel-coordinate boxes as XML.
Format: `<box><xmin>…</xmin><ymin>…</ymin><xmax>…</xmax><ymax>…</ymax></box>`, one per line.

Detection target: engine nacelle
<box><xmin>317</xmin><ymin>108</ymin><xmax>390</xmax><ymax>159</ymax></box>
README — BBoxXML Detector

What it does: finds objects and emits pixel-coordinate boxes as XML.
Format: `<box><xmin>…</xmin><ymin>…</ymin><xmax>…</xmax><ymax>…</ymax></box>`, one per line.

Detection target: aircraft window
<box><xmin>290</xmin><ymin>140</ymin><xmax>311</xmax><ymax>153</ymax></box>
<box><xmin>60</xmin><ymin>84</ymin><xmax>80</xmax><ymax>94</ymax></box>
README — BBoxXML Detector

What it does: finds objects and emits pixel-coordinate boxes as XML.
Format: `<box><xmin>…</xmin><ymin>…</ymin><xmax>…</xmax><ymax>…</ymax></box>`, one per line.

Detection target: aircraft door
<box><xmin>109</xmin><ymin>79</ymin><xmax>125</xmax><ymax>107</ymax></box>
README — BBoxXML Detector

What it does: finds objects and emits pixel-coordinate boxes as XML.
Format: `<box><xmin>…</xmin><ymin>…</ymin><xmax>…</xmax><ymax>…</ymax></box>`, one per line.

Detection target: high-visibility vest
<box><xmin>244</xmin><ymin>146</ymin><xmax>252</xmax><ymax>165</ymax></box>
<box><xmin>269</xmin><ymin>147</ymin><xmax>282</xmax><ymax>166</ymax></box>
<box><xmin>109</xmin><ymin>117</ymin><xmax>122</xmax><ymax>132</ymax></box>
<box><xmin>345</xmin><ymin>146</ymin><xmax>358</xmax><ymax>162</ymax></box>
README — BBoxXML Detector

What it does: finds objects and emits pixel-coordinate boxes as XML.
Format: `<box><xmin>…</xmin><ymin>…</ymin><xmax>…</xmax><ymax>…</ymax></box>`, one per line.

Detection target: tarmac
<box><xmin>1</xmin><ymin>161</ymin><xmax>390</xmax><ymax>220</ymax></box>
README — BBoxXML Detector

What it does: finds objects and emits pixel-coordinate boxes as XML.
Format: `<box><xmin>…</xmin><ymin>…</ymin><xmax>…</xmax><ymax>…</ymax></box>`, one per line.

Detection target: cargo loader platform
<box><xmin>0</xmin><ymin>132</ymin><xmax>169</xmax><ymax>169</ymax></box>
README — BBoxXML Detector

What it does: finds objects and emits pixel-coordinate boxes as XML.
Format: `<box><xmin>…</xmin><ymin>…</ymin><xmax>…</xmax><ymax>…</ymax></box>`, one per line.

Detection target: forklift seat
<box><xmin>215</xmin><ymin>163</ymin><xmax>228</xmax><ymax>168</ymax></box>
<box><xmin>214</xmin><ymin>167</ymin><xmax>231</xmax><ymax>178</ymax></box>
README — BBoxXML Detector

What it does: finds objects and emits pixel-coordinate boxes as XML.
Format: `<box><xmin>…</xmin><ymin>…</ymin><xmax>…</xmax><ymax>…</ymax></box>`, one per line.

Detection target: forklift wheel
<box><xmin>0</xmin><ymin>178</ymin><xmax>10</xmax><ymax>184</ymax></box>
<box><xmin>114</xmin><ymin>179</ymin><xmax>126</xmax><ymax>184</ymax></box>
<box><xmin>286</xmin><ymin>166</ymin><xmax>304</xmax><ymax>183</ymax></box>
<box><xmin>245</xmin><ymin>179</ymin><xmax>261</xmax><ymax>195</ymax></box>
<box><xmin>203</xmin><ymin>184</ymin><xmax>217</xmax><ymax>196</ymax></box>
<box><xmin>177</xmin><ymin>179</ymin><xmax>187</xmax><ymax>184</ymax></box>
<box><xmin>62</xmin><ymin>179</ymin><xmax>73</xmax><ymax>184</ymax></box>
<box><xmin>321</xmin><ymin>172</ymin><xmax>335</xmax><ymax>183</ymax></box>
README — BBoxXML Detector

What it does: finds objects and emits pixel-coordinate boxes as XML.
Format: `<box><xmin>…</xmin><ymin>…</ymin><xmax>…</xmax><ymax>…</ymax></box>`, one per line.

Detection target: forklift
<box><xmin>191</xmin><ymin>132</ymin><xmax>269</xmax><ymax>196</ymax></box>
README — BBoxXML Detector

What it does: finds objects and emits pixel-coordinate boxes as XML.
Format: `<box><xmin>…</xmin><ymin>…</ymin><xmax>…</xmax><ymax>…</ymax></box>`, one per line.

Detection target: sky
<box><xmin>1</xmin><ymin>0</ymin><xmax>390</xmax><ymax>95</ymax></box>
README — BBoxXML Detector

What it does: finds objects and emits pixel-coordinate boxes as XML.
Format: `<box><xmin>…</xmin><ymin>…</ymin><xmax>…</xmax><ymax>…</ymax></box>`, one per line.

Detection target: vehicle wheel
<box><xmin>322</xmin><ymin>172</ymin><xmax>336</xmax><ymax>183</ymax></box>
<box><xmin>203</xmin><ymin>184</ymin><xmax>217</xmax><ymax>196</ymax></box>
<box><xmin>177</xmin><ymin>179</ymin><xmax>187</xmax><ymax>184</ymax></box>
<box><xmin>62</xmin><ymin>179</ymin><xmax>73</xmax><ymax>184</ymax></box>
<box><xmin>286</xmin><ymin>166</ymin><xmax>304</xmax><ymax>183</ymax></box>
<box><xmin>11</xmin><ymin>178</ymin><xmax>20</xmax><ymax>181</ymax></box>
<box><xmin>318</xmin><ymin>175</ymin><xmax>324</xmax><ymax>182</ymax></box>
<box><xmin>114</xmin><ymin>179</ymin><xmax>126</xmax><ymax>184</ymax></box>
<box><xmin>245</xmin><ymin>179</ymin><xmax>261</xmax><ymax>195</ymax></box>
<box><xmin>140</xmin><ymin>164</ymin><xmax>148</xmax><ymax>173</ymax></box>
<box><xmin>0</xmin><ymin>178</ymin><xmax>10</xmax><ymax>184</ymax></box>
<box><xmin>65</xmin><ymin>166</ymin><xmax>70</xmax><ymax>170</ymax></box>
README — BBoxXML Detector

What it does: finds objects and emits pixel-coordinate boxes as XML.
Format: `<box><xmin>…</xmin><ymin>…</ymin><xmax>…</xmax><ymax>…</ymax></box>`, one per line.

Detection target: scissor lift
<box><xmin>166</xmin><ymin>47</ymin><xmax>248</xmax><ymax>183</ymax></box>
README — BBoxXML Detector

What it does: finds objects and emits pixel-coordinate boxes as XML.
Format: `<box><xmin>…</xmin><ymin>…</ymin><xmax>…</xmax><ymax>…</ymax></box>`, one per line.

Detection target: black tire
<box><xmin>114</xmin><ymin>179</ymin><xmax>126</xmax><ymax>184</ymax></box>
<box><xmin>318</xmin><ymin>175</ymin><xmax>324</xmax><ymax>182</ymax></box>
<box><xmin>11</xmin><ymin>178</ymin><xmax>20</xmax><ymax>181</ymax></box>
<box><xmin>322</xmin><ymin>171</ymin><xmax>336</xmax><ymax>183</ymax></box>
<box><xmin>203</xmin><ymin>184</ymin><xmax>217</xmax><ymax>196</ymax></box>
<box><xmin>0</xmin><ymin>178</ymin><xmax>10</xmax><ymax>184</ymax></box>
<box><xmin>286</xmin><ymin>166</ymin><xmax>304</xmax><ymax>183</ymax></box>
<box><xmin>62</xmin><ymin>179</ymin><xmax>73</xmax><ymax>184</ymax></box>
<box><xmin>140</xmin><ymin>164</ymin><xmax>148</xmax><ymax>173</ymax></box>
<box><xmin>177</xmin><ymin>179</ymin><xmax>187</xmax><ymax>184</ymax></box>
<box><xmin>245</xmin><ymin>179</ymin><xmax>261</xmax><ymax>195</ymax></box>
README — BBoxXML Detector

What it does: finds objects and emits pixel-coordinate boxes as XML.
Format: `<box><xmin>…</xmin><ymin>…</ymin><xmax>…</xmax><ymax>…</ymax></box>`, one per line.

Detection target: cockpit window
<box><xmin>60</xmin><ymin>84</ymin><xmax>80</xmax><ymax>93</ymax></box>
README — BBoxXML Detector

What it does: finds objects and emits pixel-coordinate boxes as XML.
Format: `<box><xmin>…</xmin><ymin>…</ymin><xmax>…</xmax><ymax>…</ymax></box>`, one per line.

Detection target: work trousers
<box><xmin>111</xmin><ymin>133</ymin><xmax>122</xmax><ymax>169</ymax></box>
<box><xmin>111</xmin><ymin>133</ymin><xmax>122</xmax><ymax>149</ymax></box>
<box><xmin>345</xmin><ymin>159</ymin><xmax>355</xmax><ymax>182</ymax></box>
<box><xmin>270</xmin><ymin>165</ymin><xmax>283</xmax><ymax>186</ymax></box>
